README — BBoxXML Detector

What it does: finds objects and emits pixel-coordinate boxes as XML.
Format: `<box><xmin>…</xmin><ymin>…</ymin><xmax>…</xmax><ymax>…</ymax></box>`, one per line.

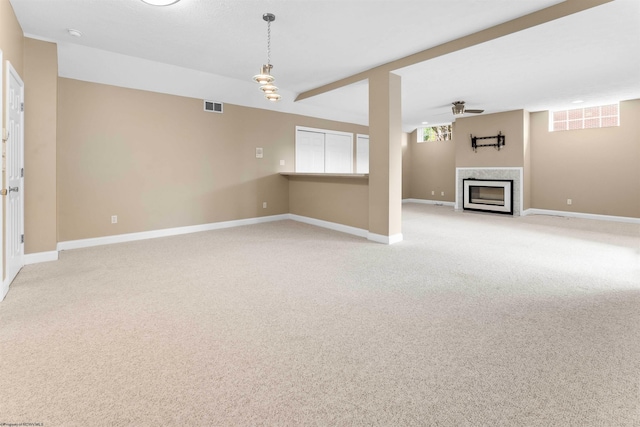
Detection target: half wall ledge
<box><xmin>280</xmin><ymin>172</ymin><xmax>369</xmax><ymax>179</ymax></box>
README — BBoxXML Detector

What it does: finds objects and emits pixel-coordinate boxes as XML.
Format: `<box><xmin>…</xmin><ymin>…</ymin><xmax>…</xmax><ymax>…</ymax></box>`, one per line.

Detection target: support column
<box><xmin>368</xmin><ymin>71</ymin><xmax>402</xmax><ymax>244</ymax></box>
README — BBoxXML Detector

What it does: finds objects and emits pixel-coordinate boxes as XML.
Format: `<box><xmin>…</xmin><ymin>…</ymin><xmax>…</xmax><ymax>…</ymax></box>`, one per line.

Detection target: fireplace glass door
<box><xmin>463</xmin><ymin>179</ymin><xmax>513</xmax><ymax>214</ymax></box>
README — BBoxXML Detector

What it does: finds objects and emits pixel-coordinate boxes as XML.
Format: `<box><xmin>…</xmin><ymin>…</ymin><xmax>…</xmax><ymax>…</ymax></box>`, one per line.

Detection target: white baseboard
<box><xmin>53</xmin><ymin>212</ymin><xmax>381</xmax><ymax>257</ymax></box>
<box><xmin>288</xmin><ymin>214</ymin><xmax>368</xmax><ymax>238</ymax></box>
<box><xmin>368</xmin><ymin>232</ymin><xmax>403</xmax><ymax>245</ymax></box>
<box><xmin>57</xmin><ymin>214</ymin><xmax>291</xmax><ymax>251</ymax></box>
<box><xmin>522</xmin><ymin>208</ymin><xmax>640</xmax><ymax>224</ymax></box>
<box><xmin>25</xmin><ymin>251</ymin><xmax>59</xmax><ymax>265</ymax></box>
<box><xmin>403</xmin><ymin>198</ymin><xmax>455</xmax><ymax>207</ymax></box>
<box><xmin>1</xmin><ymin>279</ymin><xmax>8</xmax><ymax>302</ymax></box>
<box><xmin>33</xmin><ymin>206</ymin><xmax>640</xmax><ymax>264</ymax></box>
<box><xmin>288</xmin><ymin>214</ymin><xmax>403</xmax><ymax>245</ymax></box>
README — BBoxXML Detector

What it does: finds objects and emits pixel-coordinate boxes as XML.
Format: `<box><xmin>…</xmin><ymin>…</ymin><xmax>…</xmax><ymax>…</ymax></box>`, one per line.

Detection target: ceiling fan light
<box><xmin>265</xmin><ymin>93</ymin><xmax>281</xmax><ymax>102</ymax></box>
<box><xmin>452</xmin><ymin>102</ymin><xmax>465</xmax><ymax>115</ymax></box>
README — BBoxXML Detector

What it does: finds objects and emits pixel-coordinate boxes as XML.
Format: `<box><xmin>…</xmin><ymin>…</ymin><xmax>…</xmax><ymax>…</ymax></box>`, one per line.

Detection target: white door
<box><xmin>5</xmin><ymin>61</ymin><xmax>24</xmax><ymax>286</ymax></box>
<box><xmin>0</xmin><ymin>50</ymin><xmax>4</xmax><ymax>300</ymax></box>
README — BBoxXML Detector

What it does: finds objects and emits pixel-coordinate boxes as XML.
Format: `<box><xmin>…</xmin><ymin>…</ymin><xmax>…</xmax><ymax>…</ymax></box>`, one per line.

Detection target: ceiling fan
<box><xmin>452</xmin><ymin>101</ymin><xmax>484</xmax><ymax>116</ymax></box>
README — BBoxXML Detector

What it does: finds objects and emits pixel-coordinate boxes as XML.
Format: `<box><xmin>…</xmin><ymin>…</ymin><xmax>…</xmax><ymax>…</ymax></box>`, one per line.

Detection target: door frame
<box><xmin>2</xmin><ymin>59</ymin><xmax>24</xmax><ymax>301</ymax></box>
<box><xmin>0</xmin><ymin>49</ymin><xmax>5</xmax><ymax>301</ymax></box>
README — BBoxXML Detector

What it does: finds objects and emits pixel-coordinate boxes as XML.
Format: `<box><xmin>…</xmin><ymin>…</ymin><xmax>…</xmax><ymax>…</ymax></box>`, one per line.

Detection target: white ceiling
<box><xmin>9</xmin><ymin>0</ymin><xmax>640</xmax><ymax>131</ymax></box>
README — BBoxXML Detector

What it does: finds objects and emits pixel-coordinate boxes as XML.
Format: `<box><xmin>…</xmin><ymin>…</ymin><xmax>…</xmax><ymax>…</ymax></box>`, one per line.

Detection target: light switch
<box><xmin>256</xmin><ymin>147</ymin><xmax>263</xmax><ymax>158</ymax></box>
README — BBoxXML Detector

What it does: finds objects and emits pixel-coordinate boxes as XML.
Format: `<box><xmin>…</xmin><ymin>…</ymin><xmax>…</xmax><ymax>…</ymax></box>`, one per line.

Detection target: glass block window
<box><xmin>551</xmin><ymin>103</ymin><xmax>619</xmax><ymax>131</ymax></box>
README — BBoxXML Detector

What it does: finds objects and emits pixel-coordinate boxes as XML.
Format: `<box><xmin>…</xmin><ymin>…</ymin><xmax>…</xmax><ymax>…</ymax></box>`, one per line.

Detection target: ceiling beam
<box><xmin>295</xmin><ymin>0</ymin><xmax>614</xmax><ymax>102</ymax></box>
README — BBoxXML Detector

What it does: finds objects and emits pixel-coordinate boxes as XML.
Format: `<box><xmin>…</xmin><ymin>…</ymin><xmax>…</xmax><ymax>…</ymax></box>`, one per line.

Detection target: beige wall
<box><xmin>57</xmin><ymin>81</ymin><xmax>631</xmax><ymax>242</ymax></box>
<box><xmin>56</xmin><ymin>78</ymin><xmax>369</xmax><ymax>242</ymax></box>
<box><xmin>0</xmin><ymin>0</ymin><xmax>23</xmax><ymax>132</ymax></box>
<box><xmin>523</xmin><ymin>111</ymin><xmax>531</xmax><ymax>210</ymax></box>
<box><xmin>368</xmin><ymin>71</ymin><xmax>402</xmax><ymax>237</ymax></box>
<box><xmin>407</xmin><ymin>129</ymin><xmax>456</xmax><ymax>202</ymax></box>
<box><xmin>455</xmin><ymin>110</ymin><xmax>526</xmax><ymax>168</ymax></box>
<box><xmin>405</xmin><ymin>103</ymin><xmax>639</xmax><ymax>218</ymax></box>
<box><xmin>24</xmin><ymin>38</ymin><xmax>57</xmax><ymax>253</ymax></box>
<box><xmin>408</xmin><ymin>110</ymin><xmax>528</xmax><ymax>204</ymax></box>
<box><xmin>288</xmin><ymin>176</ymin><xmax>369</xmax><ymax>230</ymax></box>
<box><xmin>0</xmin><ymin>0</ymin><xmax>23</xmax><ymax>78</ymax></box>
<box><xmin>401</xmin><ymin>132</ymin><xmax>411</xmax><ymax>199</ymax></box>
<box><xmin>530</xmin><ymin>99</ymin><xmax>640</xmax><ymax>217</ymax></box>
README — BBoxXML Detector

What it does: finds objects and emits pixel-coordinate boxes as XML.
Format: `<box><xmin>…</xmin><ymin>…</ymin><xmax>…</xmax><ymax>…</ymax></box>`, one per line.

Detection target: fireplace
<box><xmin>456</xmin><ymin>167</ymin><xmax>522</xmax><ymax>216</ymax></box>
<box><xmin>463</xmin><ymin>179</ymin><xmax>513</xmax><ymax>215</ymax></box>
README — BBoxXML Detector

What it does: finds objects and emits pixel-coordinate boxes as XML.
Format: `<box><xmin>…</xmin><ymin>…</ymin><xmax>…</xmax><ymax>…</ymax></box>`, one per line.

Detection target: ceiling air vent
<box><xmin>204</xmin><ymin>100</ymin><xmax>223</xmax><ymax>113</ymax></box>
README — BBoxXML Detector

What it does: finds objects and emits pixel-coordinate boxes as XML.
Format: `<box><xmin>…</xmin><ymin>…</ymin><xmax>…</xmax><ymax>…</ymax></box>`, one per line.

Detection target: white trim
<box><xmin>57</xmin><ymin>214</ymin><xmax>290</xmax><ymax>251</ymax></box>
<box><xmin>522</xmin><ymin>208</ymin><xmax>640</xmax><ymax>224</ymax></box>
<box><xmin>403</xmin><ymin>198</ymin><xmax>455</xmax><ymax>207</ymax></box>
<box><xmin>0</xmin><ymin>49</ymin><xmax>3</xmax><ymax>288</ymax></box>
<box><xmin>368</xmin><ymin>232</ymin><xmax>403</xmax><ymax>245</ymax></box>
<box><xmin>24</xmin><ymin>251</ymin><xmax>59</xmax><ymax>265</ymax></box>
<box><xmin>288</xmin><ymin>214</ymin><xmax>368</xmax><ymax>238</ymax></box>
<box><xmin>1</xmin><ymin>279</ymin><xmax>8</xmax><ymax>302</ymax></box>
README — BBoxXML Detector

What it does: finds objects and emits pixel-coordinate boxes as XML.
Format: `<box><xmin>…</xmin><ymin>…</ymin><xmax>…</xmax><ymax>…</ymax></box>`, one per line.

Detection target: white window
<box><xmin>295</xmin><ymin>127</ymin><xmax>353</xmax><ymax>173</ymax></box>
<box><xmin>418</xmin><ymin>124</ymin><xmax>453</xmax><ymax>143</ymax></box>
<box><xmin>356</xmin><ymin>134</ymin><xmax>369</xmax><ymax>174</ymax></box>
<box><xmin>550</xmin><ymin>103</ymin><xmax>619</xmax><ymax>131</ymax></box>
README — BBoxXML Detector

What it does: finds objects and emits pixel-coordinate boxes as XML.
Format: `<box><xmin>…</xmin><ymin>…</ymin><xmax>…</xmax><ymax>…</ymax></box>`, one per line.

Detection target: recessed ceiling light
<box><xmin>141</xmin><ymin>0</ymin><xmax>180</xmax><ymax>5</ymax></box>
<box><xmin>67</xmin><ymin>29</ymin><xmax>82</xmax><ymax>37</ymax></box>
<box><xmin>572</xmin><ymin>99</ymin><xmax>584</xmax><ymax>104</ymax></box>
<box><xmin>421</xmin><ymin>121</ymin><xmax>429</xmax><ymax>125</ymax></box>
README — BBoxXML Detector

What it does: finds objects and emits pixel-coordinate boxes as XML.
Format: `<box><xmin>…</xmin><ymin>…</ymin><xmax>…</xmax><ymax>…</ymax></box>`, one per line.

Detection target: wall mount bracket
<box><xmin>471</xmin><ymin>131</ymin><xmax>505</xmax><ymax>152</ymax></box>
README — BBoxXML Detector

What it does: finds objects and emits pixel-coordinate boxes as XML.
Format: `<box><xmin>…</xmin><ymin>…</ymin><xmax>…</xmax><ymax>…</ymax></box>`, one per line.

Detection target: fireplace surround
<box><xmin>456</xmin><ymin>167</ymin><xmax>523</xmax><ymax>216</ymax></box>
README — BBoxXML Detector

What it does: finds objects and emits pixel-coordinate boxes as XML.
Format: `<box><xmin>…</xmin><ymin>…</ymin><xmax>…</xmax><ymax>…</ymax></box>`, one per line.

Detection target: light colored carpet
<box><xmin>1</xmin><ymin>204</ymin><xmax>639</xmax><ymax>426</ymax></box>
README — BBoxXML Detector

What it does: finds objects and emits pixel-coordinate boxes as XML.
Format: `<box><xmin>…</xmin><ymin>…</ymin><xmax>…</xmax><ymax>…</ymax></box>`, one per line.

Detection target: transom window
<box><xmin>418</xmin><ymin>124</ymin><xmax>453</xmax><ymax>142</ymax></box>
<box><xmin>550</xmin><ymin>103</ymin><xmax>619</xmax><ymax>132</ymax></box>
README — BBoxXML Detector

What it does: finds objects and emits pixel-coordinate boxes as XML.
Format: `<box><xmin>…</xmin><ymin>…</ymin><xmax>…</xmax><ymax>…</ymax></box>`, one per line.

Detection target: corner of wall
<box><xmin>523</xmin><ymin>110</ymin><xmax>531</xmax><ymax>210</ymax></box>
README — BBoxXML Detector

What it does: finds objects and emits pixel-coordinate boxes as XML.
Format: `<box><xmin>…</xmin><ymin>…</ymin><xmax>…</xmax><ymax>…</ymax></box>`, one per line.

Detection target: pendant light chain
<box><xmin>267</xmin><ymin>18</ymin><xmax>271</xmax><ymax>65</ymax></box>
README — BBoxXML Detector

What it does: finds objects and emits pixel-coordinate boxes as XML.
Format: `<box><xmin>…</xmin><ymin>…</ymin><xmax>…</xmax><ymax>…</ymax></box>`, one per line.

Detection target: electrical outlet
<box><xmin>111</xmin><ymin>215</ymin><xmax>117</xmax><ymax>224</ymax></box>
<box><xmin>567</xmin><ymin>199</ymin><xmax>572</xmax><ymax>205</ymax></box>
<box><xmin>441</xmin><ymin>191</ymin><xmax>445</xmax><ymax>196</ymax></box>
<box><xmin>431</xmin><ymin>190</ymin><xmax>435</xmax><ymax>196</ymax></box>
<box><xmin>280</xmin><ymin>159</ymin><xmax>285</xmax><ymax>166</ymax></box>
<box><xmin>263</xmin><ymin>202</ymin><xmax>267</xmax><ymax>209</ymax></box>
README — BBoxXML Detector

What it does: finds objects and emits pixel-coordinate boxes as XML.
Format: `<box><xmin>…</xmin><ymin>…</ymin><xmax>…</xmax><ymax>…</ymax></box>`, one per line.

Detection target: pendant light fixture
<box><xmin>253</xmin><ymin>13</ymin><xmax>281</xmax><ymax>102</ymax></box>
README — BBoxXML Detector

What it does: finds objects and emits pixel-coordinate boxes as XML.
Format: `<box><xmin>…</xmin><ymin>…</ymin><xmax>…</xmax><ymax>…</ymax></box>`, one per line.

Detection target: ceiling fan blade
<box><xmin>465</xmin><ymin>109</ymin><xmax>484</xmax><ymax>114</ymax></box>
